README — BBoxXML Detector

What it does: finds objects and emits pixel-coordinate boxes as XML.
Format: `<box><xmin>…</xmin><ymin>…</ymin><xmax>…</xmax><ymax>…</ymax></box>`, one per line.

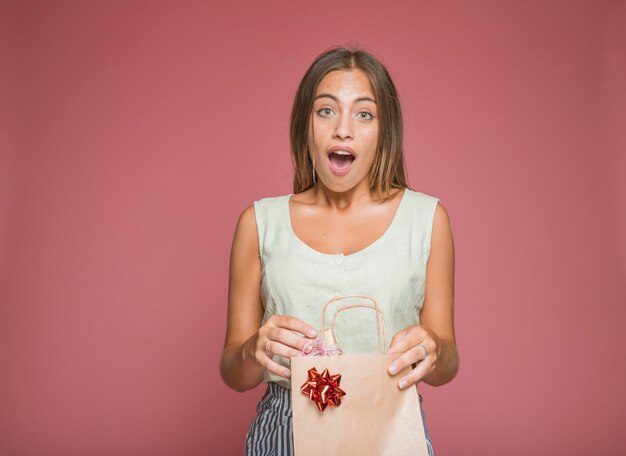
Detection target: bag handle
<box><xmin>320</xmin><ymin>295</ymin><xmax>387</xmax><ymax>355</ymax></box>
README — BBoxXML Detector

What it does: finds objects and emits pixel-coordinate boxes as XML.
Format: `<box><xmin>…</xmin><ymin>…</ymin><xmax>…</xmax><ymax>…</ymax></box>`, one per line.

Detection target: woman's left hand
<box><xmin>386</xmin><ymin>325</ymin><xmax>441</xmax><ymax>389</ymax></box>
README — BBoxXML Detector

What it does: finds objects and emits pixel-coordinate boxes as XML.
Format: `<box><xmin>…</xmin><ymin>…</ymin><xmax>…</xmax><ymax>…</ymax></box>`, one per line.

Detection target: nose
<box><xmin>332</xmin><ymin>112</ymin><xmax>353</xmax><ymax>140</ymax></box>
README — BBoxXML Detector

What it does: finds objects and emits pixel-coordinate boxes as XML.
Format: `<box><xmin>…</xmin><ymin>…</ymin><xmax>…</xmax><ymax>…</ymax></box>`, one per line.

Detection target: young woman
<box><xmin>220</xmin><ymin>46</ymin><xmax>459</xmax><ymax>455</ymax></box>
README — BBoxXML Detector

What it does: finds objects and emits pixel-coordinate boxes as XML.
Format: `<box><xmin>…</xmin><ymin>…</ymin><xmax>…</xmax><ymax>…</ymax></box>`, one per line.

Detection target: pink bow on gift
<box><xmin>300</xmin><ymin>330</ymin><xmax>343</xmax><ymax>357</ymax></box>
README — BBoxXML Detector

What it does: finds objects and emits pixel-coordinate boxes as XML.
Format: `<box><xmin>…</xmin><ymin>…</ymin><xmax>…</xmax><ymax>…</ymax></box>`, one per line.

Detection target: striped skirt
<box><xmin>246</xmin><ymin>382</ymin><xmax>435</xmax><ymax>455</ymax></box>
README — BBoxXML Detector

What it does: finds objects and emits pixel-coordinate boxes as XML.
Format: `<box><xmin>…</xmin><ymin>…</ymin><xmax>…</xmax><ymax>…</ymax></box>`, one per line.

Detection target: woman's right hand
<box><xmin>246</xmin><ymin>315</ymin><xmax>318</xmax><ymax>379</ymax></box>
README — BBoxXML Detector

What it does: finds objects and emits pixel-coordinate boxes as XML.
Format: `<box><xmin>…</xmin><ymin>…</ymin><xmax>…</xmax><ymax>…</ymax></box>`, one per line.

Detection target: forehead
<box><xmin>315</xmin><ymin>69</ymin><xmax>375</xmax><ymax>99</ymax></box>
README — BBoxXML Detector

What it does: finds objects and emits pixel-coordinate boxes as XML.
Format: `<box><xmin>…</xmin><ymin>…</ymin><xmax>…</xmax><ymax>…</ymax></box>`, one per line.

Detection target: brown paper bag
<box><xmin>291</xmin><ymin>295</ymin><xmax>429</xmax><ymax>456</ymax></box>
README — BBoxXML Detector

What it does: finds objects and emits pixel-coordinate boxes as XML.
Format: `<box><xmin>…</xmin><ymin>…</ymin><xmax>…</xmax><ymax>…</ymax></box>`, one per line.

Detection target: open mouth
<box><xmin>328</xmin><ymin>150</ymin><xmax>355</xmax><ymax>173</ymax></box>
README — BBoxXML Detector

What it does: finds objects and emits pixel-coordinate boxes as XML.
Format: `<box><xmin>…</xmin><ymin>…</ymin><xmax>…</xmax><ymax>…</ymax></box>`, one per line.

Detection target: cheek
<box><xmin>307</xmin><ymin>130</ymin><xmax>320</xmax><ymax>151</ymax></box>
<box><xmin>309</xmin><ymin>119</ymin><xmax>325</xmax><ymax>146</ymax></box>
<box><xmin>365</xmin><ymin>126</ymin><xmax>379</xmax><ymax>151</ymax></box>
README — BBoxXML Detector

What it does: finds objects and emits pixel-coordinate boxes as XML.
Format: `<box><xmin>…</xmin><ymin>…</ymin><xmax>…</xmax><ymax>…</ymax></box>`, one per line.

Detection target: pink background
<box><xmin>1</xmin><ymin>1</ymin><xmax>625</xmax><ymax>455</ymax></box>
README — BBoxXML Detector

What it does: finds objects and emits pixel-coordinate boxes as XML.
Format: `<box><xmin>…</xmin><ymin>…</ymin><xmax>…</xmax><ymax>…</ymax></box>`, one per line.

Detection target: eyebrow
<box><xmin>314</xmin><ymin>93</ymin><xmax>377</xmax><ymax>104</ymax></box>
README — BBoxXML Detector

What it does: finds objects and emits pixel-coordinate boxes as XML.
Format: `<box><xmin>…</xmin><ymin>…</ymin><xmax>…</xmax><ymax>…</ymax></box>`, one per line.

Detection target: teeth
<box><xmin>333</xmin><ymin>150</ymin><xmax>352</xmax><ymax>156</ymax></box>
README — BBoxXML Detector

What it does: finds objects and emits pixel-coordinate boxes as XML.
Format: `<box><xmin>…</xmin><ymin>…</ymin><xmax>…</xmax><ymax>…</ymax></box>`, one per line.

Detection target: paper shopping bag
<box><xmin>291</xmin><ymin>295</ymin><xmax>429</xmax><ymax>456</ymax></box>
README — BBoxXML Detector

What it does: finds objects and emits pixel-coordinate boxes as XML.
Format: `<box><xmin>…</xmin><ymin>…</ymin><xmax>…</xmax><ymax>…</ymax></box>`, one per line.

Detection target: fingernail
<box><xmin>303</xmin><ymin>343</ymin><xmax>312</xmax><ymax>353</ymax></box>
<box><xmin>388</xmin><ymin>364</ymin><xmax>398</xmax><ymax>375</ymax></box>
<box><xmin>283</xmin><ymin>369</ymin><xmax>291</xmax><ymax>378</ymax></box>
<box><xmin>308</xmin><ymin>329</ymin><xmax>317</xmax><ymax>337</ymax></box>
<box><xmin>398</xmin><ymin>380</ymin><xmax>407</xmax><ymax>389</ymax></box>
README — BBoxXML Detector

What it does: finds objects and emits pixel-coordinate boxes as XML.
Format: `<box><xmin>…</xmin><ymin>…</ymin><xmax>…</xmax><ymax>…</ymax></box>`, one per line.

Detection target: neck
<box><xmin>311</xmin><ymin>180</ymin><xmax>374</xmax><ymax>210</ymax></box>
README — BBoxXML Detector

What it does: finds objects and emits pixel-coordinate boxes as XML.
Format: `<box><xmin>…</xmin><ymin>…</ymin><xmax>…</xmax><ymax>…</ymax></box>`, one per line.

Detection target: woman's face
<box><xmin>308</xmin><ymin>69</ymin><xmax>379</xmax><ymax>193</ymax></box>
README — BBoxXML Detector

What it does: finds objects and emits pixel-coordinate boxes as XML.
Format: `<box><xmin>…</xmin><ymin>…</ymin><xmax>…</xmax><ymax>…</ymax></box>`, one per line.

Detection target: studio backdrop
<box><xmin>1</xmin><ymin>1</ymin><xmax>625</xmax><ymax>455</ymax></box>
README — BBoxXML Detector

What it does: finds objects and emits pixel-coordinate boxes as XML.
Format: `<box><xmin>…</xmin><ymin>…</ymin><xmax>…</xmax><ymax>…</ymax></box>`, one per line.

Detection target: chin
<box><xmin>320</xmin><ymin>177</ymin><xmax>367</xmax><ymax>194</ymax></box>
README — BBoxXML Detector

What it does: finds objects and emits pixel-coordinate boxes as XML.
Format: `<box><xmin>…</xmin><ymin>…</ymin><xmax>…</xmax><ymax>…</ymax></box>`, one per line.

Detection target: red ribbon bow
<box><xmin>300</xmin><ymin>367</ymin><xmax>346</xmax><ymax>412</ymax></box>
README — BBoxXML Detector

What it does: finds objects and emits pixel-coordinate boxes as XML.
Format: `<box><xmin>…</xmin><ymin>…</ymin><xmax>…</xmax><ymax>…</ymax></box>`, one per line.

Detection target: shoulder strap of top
<box><xmin>253</xmin><ymin>194</ymin><xmax>291</xmax><ymax>262</ymax></box>
<box><xmin>252</xmin><ymin>199</ymin><xmax>267</xmax><ymax>261</ymax></box>
<box><xmin>402</xmin><ymin>189</ymin><xmax>440</xmax><ymax>259</ymax></box>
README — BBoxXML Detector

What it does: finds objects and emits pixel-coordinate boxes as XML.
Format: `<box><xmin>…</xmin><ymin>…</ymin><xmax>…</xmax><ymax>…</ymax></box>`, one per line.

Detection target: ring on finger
<box><xmin>265</xmin><ymin>340</ymin><xmax>272</xmax><ymax>357</ymax></box>
<box><xmin>417</xmin><ymin>344</ymin><xmax>428</xmax><ymax>360</ymax></box>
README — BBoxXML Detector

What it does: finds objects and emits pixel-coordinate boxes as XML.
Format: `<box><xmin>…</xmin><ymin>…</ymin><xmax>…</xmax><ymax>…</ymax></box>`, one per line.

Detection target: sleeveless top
<box><xmin>253</xmin><ymin>188</ymin><xmax>440</xmax><ymax>389</ymax></box>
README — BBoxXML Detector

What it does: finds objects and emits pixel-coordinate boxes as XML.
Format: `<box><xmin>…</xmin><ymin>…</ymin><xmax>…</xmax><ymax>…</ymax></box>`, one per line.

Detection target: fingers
<box><xmin>387</xmin><ymin>326</ymin><xmax>438</xmax><ymax>389</ymax></box>
<box><xmin>396</xmin><ymin>358</ymin><xmax>431</xmax><ymax>390</ymax></box>
<box><xmin>252</xmin><ymin>335</ymin><xmax>295</xmax><ymax>379</ymax></box>
<box><xmin>387</xmin><ymin>329</ymin><xmax>408</xmax><ymax>354</ymax></box>
<box><xmin>415</xmin><ymin>344</ymin><xmax>428</xmax><ymax>360</ymax></box>
<box><xmin>387</xmin><ymin>326</ymin><xmax>425</xmax><ymax>354</ymax></box>
<box><xmin>267</xmin><ymin>315</ymin><xmax>318</xmax><ymax>339</ymax></box>
<box><xmin>267</xmin><ymin>326</ymin><xmax>314</xmax><ymax>353</ymax></box>
<box><xmin>261</xmin><ymin>316</ymin><xmax>318</xmax><ymax>356</ymax></box>
<box><xmin>388</xmin><ymin>343</ymin><xmax>430</xmax><ymax>375</ymax></box>
<box><xmin>254</xmin><ymin>315</ymin><xmax>319</xmax><ymax>379</ymax></box>
<box><xmin>254</xmin><ymin>348</ymin><xmax>292</xmax><ymax>379</ymax></box>
<box><xmin>265</xmin><ymin>332</ymin><xmax>307</xmax><ymax>359</ymax></box>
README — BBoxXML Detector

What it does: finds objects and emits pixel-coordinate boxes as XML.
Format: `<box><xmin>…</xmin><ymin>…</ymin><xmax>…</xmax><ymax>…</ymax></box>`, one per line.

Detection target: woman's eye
<box><xmin>318</xmin><ymin>108</ymin><xmax>333</xmax><ymax>116</ymax></box>
<box><xmin>357</xmin><ymin>111</ymin><xmax>374</xmax><ymax>120</ymax></box>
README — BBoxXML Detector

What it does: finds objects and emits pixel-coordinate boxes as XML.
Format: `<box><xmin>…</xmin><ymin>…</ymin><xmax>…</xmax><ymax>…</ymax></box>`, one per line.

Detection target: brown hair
<box><xmin>290</xmin><ymin>46</ymin><xmax>408</xmax><ymax>198</ymax></box>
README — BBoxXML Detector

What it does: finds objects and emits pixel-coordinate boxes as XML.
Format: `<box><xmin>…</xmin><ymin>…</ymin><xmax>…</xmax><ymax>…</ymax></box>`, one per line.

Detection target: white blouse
<box><xmin>253</xmin><ymin>188</ymin><xmax>440</xmax><ymax>389</ymax></box>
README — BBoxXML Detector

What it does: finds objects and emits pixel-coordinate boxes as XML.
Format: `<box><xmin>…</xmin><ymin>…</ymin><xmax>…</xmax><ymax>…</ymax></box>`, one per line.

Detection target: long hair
<box><xmin>290</xmin><ymin>46</ymin><xmax>408</xmax><ymax>198</ymax></box>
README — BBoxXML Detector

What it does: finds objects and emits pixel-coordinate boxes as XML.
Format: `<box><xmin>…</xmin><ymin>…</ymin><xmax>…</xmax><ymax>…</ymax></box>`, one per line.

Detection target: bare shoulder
<box><xmin>237</xmin><ymin>204</ymin><xmax>257</xmax><ymax>230</ymax></box>
<box><xmin>231</xmin><ymin>204</ymin><xmax>259</xmax><ymax>258</ymax></box>
<box><xmin>431</xmin><ymin>200</ymin><xmax>454</xmax><ymax>255</ymax></box>
<box><xmin>434</xmin><ymin>200</ymin><xmax>452</xmax><ymax>230</ymax></box>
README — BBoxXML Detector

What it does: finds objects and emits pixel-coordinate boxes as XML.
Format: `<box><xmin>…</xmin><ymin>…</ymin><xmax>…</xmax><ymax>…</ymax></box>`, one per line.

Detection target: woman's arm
<box><xmin>219</xmin><ymin>205</ymin><xmax>266</xmax><ymax>392</ymax></box>
<box><xmin>387</xmin><ymin>201</ymin><xmax>459</xmax><ymax>388</ymax></box>
<box><xmin>219</xmin><ymin>205</ymin><xmax>318</xmax><ymax>392</ymax></box>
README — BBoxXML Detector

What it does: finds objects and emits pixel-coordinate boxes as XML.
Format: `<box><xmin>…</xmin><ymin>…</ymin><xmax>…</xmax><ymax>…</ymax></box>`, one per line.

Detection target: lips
<box><xmin>327</xmin><ymin>146</ymin><xmax>356</xmax><ymax>175</ymax></box>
